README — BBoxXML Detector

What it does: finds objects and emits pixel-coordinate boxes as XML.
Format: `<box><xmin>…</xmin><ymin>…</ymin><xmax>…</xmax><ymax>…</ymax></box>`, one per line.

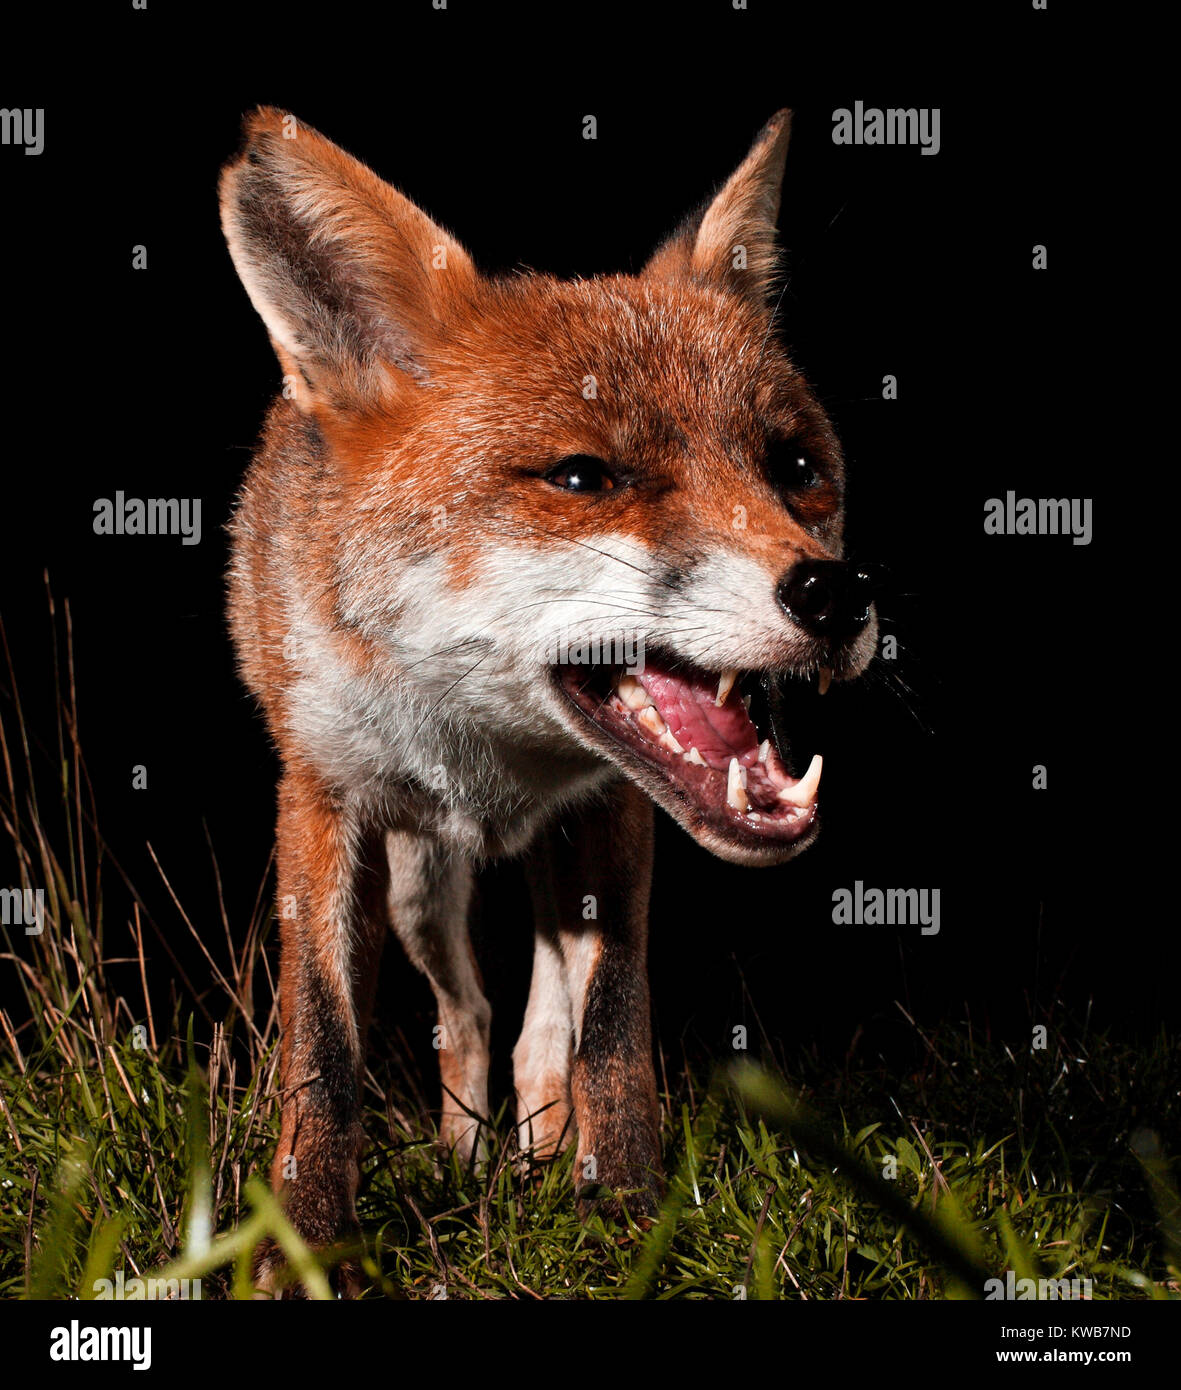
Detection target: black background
<box><xmin>2</xmin><ymin>3</ymin><xmax>1162</xmax><ymax>1109</ymax></box>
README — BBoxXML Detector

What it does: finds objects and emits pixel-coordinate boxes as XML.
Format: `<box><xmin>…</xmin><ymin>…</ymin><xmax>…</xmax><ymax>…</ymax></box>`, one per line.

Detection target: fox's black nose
<box><xmin>778</xmin><ymin>561</ymin><xmax>874</xmax><ymax>642</ymax></box>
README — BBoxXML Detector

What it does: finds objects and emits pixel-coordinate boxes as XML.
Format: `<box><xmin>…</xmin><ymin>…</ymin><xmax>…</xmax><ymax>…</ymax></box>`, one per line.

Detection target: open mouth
<box><xmin>554</xmin><ymin>652</ymin><xmax>832</xmax><ymax>858</ymax></box>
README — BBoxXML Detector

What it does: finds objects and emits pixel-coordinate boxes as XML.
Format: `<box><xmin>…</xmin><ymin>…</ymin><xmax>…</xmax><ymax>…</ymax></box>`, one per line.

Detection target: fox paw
<box><xmin>252</xmin><ymin>1236</ymin><xmax>364</xmax><ymax>1300</ymax></box>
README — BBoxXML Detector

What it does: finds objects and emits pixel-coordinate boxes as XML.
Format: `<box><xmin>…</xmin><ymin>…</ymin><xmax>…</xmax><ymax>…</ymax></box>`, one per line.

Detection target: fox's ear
<box><xmin>219</xmin><ymin>108</ymin><xmax>477</xmax><ymax>408</ymax></box>
<box><xmin>644</xmin><ymin>110</ymin><xmax>792</xmax><ymax>305</ymax></box>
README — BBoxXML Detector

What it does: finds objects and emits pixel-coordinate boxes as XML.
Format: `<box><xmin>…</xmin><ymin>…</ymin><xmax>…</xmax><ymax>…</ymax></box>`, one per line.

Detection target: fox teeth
<box><xmin>684</xmin><ymin>746</ymin><xmax>706</xmax><ymax>766</ymax></box>
<box><xmin>637</xmin><ymin>706</ymin><xmax>667</xmax><ymax>739</ymax></box>
<box><xmin>777</xmin><ymin>753</ymin><xmax>823</xmax><ymax>807</ymax></box>
<box><xmin>758</xmin><ymin>739</ymin><xmax>772</xmax><ymax>764</ymax></box>
<box><xmin>818</xmin><ymin>666</ymin><xmax>833</xmax><ymax>696</ymax></box>
<box><xmin>726</xmin><ymin>757</ymin><xmax>748</xmax><ymax>812</ymax></box>
<box><xmin>659</xmin><ymin>729</ymin><xmax>685</xmax><ymax>754</ymax></box>
<box><xmin>715</xmin><ymin>669</ymin><xmax>739</xmax><ymax>707</ymax></box>
<box><xmin>617</xmin><ymin>674</ymin><xmax>651</xmax><ymax>710</ymax></box>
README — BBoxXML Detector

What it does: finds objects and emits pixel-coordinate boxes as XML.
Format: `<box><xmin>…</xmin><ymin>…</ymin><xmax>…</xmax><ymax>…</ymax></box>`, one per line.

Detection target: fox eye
<box><xmin>544</xmin><ymin>456</ymin><xmax>616</xmax><ymax>493</ymax></box>
<box><xmin>768</xmin><ymin>441</ymin><xmax>820</xmax><ymax>490</ymax></box>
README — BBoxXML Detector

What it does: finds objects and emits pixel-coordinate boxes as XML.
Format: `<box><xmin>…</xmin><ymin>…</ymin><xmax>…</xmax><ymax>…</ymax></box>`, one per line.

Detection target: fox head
<box><xmin>221</xmin><ymin>108</ymin><xmax>877</xmax><ymax>866</ymax></box>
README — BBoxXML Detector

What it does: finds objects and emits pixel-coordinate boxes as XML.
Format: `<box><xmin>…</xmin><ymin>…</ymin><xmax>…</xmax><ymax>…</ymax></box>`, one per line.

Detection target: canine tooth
<box><xmin>617</xmin><ymin>674</ymin><xmax>650</xmax><ymax>710</ymax></box>
<box><xmin>758</xmin><ymin>739</ymin><xmax>772</xmax><ymax>764</ymax></box>
<box><xmin>659</xmin><ymin>729</ymin><xmax>685</xmax><ymax>754</ymax></box>
<box><xmin>715</xmin><ymin>668</ymin><xmax>739</xmax><ymax>707</ymax></box>
<box><xmin>726</xmin><ymin>757</ymin><xmax>748</xmax><ymax>812</ymax></box>
<box><xmin>777</xmin><ymin>753</ymin><xmax>823</xmax><ymax>807</ymax></box>
<box><xmin>818</xmin><ymin>666</ymin><xmax>833</xmax><ymax>696</ymax></box>
<box><xmin>637</xmin><ymin>706</ymin><xmax>667</xmax><ymax>739</ymax></box>
<box><xmin>684</xmin><ymin>746</ymin><xmax>706</xmax><ymax>766</ymax></box>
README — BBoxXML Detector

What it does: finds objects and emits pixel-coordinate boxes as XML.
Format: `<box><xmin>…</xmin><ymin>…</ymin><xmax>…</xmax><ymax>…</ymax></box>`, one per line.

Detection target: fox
<box><xmin>219</xmin><ymin>106</ymin><xmax>878</xmax><ymax>1293</ymax></box>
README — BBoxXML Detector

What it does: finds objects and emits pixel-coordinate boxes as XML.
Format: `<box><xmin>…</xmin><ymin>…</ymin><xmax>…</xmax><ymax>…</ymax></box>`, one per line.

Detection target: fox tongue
<box><xmin>636</xmin><ymin>668</ymin><xmax>760</xmax><ymax>770</ymax></box>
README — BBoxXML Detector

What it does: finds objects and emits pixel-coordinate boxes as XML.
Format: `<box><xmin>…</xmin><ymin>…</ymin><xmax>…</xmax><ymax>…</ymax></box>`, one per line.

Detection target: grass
<box><xmin>1</xmin><ymin>597</ymin><xmax>1178</xmax><ymax>1300</ymax></box>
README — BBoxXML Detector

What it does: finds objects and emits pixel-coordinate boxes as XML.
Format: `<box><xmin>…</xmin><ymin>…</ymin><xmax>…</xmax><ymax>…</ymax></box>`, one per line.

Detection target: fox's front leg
<box><xmin>387</xmin><ymin>830</ymin><xmax>491</xmax><ymax>1164</ymax></box>
<box><xmin>256</xmin><ymin>769</ymin><xmax>387</xmax><ymax>1296</ymax></box>
<box><xmin>519</xmin><ymin>780</ymin><xmax>662</xmax><ymax>1217</ymax></box>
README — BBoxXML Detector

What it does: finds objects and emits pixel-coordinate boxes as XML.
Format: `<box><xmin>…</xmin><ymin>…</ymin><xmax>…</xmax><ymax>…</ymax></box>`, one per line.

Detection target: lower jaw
<box><xmin>673</xmin><ymin>797</ymin><xmax>821</xmax><ymax>866</ymax></box>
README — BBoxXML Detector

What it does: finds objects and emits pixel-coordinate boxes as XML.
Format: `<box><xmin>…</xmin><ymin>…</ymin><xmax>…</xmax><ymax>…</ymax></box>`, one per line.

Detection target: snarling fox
<box><xmin>219</xmin><ymin>106</ymin><xmax>877</xmax><ymax>1292</ymax></box>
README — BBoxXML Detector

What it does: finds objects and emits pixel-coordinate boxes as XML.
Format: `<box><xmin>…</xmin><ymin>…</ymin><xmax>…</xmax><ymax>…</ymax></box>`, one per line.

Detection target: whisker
<box><xmin>864</xmin><ymin>662</ymin><xmax>933</xmax><ymax>735</ymax></box>
<box><xmin>405</xmin><ymin>652</ymin><xmax>493</xmax><ymax>749</ymax></box>
<box><xmin>399</xmin><ymin>636</ymin><xmax>489</xmax><ymax>674</ymax></box>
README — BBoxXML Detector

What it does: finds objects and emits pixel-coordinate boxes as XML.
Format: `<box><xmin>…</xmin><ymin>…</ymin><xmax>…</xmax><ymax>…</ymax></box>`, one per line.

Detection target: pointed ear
<box><xmin>644</xmin><ymin>110</ymin><xmax>792</xmax><ymax>305</ymax></box>
<box><xmin>219</xmin><ymin>108</ymin><xmax>478</xmax><ymax>409</ymax></box>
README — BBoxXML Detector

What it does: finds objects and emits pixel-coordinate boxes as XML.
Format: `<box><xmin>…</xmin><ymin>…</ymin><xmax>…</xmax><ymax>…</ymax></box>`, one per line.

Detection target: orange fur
<box><xmin>221</xmin><ymin>107</ymin><xmax>877</xmax><ymax>1293</ymax></box>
